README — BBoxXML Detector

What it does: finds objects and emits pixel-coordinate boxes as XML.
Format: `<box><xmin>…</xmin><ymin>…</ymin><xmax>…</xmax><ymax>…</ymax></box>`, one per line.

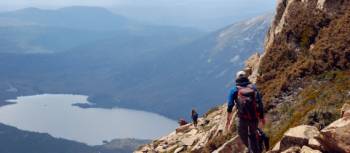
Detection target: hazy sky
<box><xmin>0</xmin><ymin>0</ymin><xmax>119</xmax><ymax>9</ymax></box>
<box><xmin>0</xmin><ymin>0</ymin><xmax>276</xmax><ymax>30</ymax></box>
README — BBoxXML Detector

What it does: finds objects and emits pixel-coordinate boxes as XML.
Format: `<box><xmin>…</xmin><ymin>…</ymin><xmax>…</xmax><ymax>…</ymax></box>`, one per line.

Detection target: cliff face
<box><xmin>255</xmin><ymin>0</ymin><xmax>350</xmax><ymax>145</ymax></box>
<box><xmin>135</xmin><ymin>0</ymin><xmax>350</xmax><ymax>152</ymax></box>
<box><xmin>257</xmin><ymin>0</ymin><xmax>350</xmax><ymax>102</ymax></box>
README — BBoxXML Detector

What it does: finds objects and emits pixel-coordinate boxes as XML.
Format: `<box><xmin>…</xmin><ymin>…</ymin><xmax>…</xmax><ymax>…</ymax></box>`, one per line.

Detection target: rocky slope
<box><xmin>135</xmin><ymin>105</ymin><xmax>243</xmax><ymax>153</ymax></box>
<box><xmin>135</xmin><ymin>103</ymin><xmax>350</xmax><ymax>153</ymax></box>
<box><xmin>255</xmin><ymin>0</ymin><xmax>350</xmax><ymax>146</ymax></box>
<box><xmin>268</xmin><ymin>103</ymin><xmax>350</xmax><ymax>153</ymax></box>
<box><xmin>135</xmin><ymin>0</ymin><xmax>350</xmax><ymax>152</ymax></box>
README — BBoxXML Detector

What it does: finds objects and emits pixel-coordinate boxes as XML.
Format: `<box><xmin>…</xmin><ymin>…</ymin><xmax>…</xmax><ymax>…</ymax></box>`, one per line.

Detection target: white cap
<box><xmin>236</xmin><ymin>71</ymin><xmax>247</xmax><ymax>79</ymax></box>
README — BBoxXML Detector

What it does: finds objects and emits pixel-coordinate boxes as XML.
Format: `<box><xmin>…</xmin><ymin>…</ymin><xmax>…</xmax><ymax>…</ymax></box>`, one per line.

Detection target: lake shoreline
<box><xmin>0</xmin><ymin>91</ymin><xmax>180</xmax><ymax>120</ymax></box>
<box><xmin>0</xmin><ymin>94</ymin><xmax>177</xmax><ymax>145</ymax></box>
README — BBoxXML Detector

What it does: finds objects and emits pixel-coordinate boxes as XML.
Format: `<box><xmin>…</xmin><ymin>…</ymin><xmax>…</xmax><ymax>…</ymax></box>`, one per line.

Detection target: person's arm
<box><xmin>226</xmin><ymin>87</ymin><xmax>237</xmax><ymax>128</ymax></box>
<box><xmin>227</xmin><ymin>87</ymin><xmax>237</xmax><ymax>113</ymax></box>
<box><xmin>254</xmin><ymin>85</ymin><xmax>265</xmax><ymax>126</ymax></box>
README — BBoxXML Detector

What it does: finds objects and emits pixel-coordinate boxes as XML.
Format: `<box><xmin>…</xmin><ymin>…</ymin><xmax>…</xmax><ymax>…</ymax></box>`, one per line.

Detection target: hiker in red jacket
<box><xmin>178</xmin><ymin>118</ymin><xmax>188</xmax><ymax>126</ymax></box>
<box><xmin>226</xmin><ymin>71</ymin><xmax>265</xmax><ymax>153</ymax></box>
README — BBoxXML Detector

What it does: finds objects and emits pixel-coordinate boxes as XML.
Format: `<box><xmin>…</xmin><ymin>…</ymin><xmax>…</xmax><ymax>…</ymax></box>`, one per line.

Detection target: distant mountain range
<box><xmin>0</xmin><ymin>6</ymin><xmax>272</xmax><ymax>119</ymax></box>
<box><xmin>0</xmin><ymin>6</ymin><xmax>203</xmax><ymax>54</ymax></box>
<box><xmin>97</xmin><ymin>13</ymin><xmax>273</xmax><ymax>118</ymax></box>
<box><xmin>0</xmin><ymin>6</ymin><xmax>129</xmax><ymax>30</ymax></box>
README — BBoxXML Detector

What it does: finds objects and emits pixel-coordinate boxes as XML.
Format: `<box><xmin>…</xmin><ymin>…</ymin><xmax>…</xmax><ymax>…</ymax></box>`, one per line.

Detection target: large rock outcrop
<box><xmin>212</xmin><ymin>136</ymin><xmax>246</xmax><ymax>153</ymax></box>
<box><xmin>279</xmin><ymin>125</ymin><xmax>320</xmax><ymax>151</ymax></box>
<box><xmin>317</xmin><ymin>103</ymin><xmax>350</xmax><ymax>153</ymax></box>
<box><xmin>253</xmin><ymin>0</ymin><xmax>350</xmax><ymax>147</ymax></box>
<box><xmin>270</xmin><ymin>103</ymin><xmax>350</xmax><ymax>153</ymax></box>
<box><xmin>135</xmin><ymin>0</ymin><xmax>350</xmax><ymax>152</ymax></box>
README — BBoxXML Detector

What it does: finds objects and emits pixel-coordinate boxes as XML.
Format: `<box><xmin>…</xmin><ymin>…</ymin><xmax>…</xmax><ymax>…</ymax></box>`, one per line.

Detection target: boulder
<box><xmin>154</xmin><ymin>142</ymin><xmax>177</xmax><ymax>153</ymax></box>
<box><xmin>174</xmin><ymin>146</ymin><xmax>185</xmax><ymax>153</ymax></box>
<box><xmin>245</xmin><ymin>53</ymin><xmax>260</xmax><ymax>83</ymax></box>
<box><xmin>300</xmin><ymin>146</ymin><xmax>322</xmax><ymax>153</ymax></box>
<box><xmin>269</xmin><ymin>141</ymin><xmax>281</xmax><ymax>153</ymax></box>
<box><xmin>318</xmin><ymin>115</ymin><xmax>350</xmax><ymax>153</ymax></box>
<box><xmin>308</xmin><ymin>138</ymin><xmax>322</xmax><ymax>151</ymax></box>
<box><xmin>190</xmin><ymin>132</ymin><xmax>209</xmax><ymax>152</ymax></box>
<box><xmin>181</xmin><ymin>136</ymin><xmax>197</xmax><ymax>146</ymax></box>
<box><xmin>134</xmin><ymin>147</ymin><xmax>157</xmax><ymax>153</ymax></box>
<box><xmin>344</xmin><ymin>110</ymin><xmax>350</xmax><ymax>118</ymax></box>
<box><xmin>245</xmin><ymin>53</ymin><xmax>260</xmax><ymax>70</ymax></box>
<box><xmin>165</xmin><ymin>145</ymin><xmax>178</xmax><ymax>152</ymax></box>
<box><xmin>316</xmin><ymin>0</ymin><xmax>326</xmax><ymax>10</ymax></box>
<box><xmin>212</xmin><ymin>135</ymin><xmax>247</xmax><ymax>153</ymax></box>
<box><xmin>187</xmin><ymin>129</ymin><xmax>198</xmax><ymax>135</ymax></box>
<box><xmin>278</xmin><ymin>125</ymin><xmax>320</xmax><ymax>151</ymax></box>
<box><xmin>176</xmin><ymin>124</ymin><xmax>192</xmax><ymax>133</ymax></box>
<box><xmin>341</xmin><ymin>103</ymin><xmax>350</xmax><ymax>117</ymax></box>
<box><xmin>281</xmin><ymin>146</ymin><xmax>301</xmax><ymax>153</ymax></box>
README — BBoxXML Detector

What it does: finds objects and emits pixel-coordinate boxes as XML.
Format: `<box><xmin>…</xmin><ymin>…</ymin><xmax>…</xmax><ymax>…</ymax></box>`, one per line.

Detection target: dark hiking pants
<box><xmin>237</xmin><ymin>118</ymin><xmax>261</xmax><ymax>153</ymax></box>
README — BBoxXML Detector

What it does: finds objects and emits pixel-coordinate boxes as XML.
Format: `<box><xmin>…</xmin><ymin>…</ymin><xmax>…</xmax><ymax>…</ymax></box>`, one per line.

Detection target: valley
<box><xmin>0</xmin><ymin>5</ymin><xmax>274</xmax><ymax>153</ymax></box>
<box><xmin>0</xmin><ymin>7</ymin><xmax>272</xmax><ymax>119</ymax></box>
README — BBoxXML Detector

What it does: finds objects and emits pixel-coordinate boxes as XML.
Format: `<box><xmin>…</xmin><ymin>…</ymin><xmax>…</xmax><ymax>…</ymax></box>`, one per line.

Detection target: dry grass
<box><xmin>266</xmin><ymin>71</ymin><xmax>350</xmax><ymax>146</ymax></box>
<box><xmin>257</xmin><ymin>0</ymin><xmax>350</xmax><ymax>105</ymax></box>
<box><xmin>203</xmin><ymin>106</ymin><xmax>221</xmax><ymax>118</ymax></box>
<box><xmin>255</xmin><ymin>2</ymin><xmax>350</xmax><ymax>146</ymax></box>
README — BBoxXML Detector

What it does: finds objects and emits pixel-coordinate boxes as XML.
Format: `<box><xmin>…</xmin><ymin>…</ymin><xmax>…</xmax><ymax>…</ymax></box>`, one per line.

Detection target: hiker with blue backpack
<box><xmin>226</xmin><ymin>71</ymin><xmax>267</xmax><ymax>153</ymax></box>
<box><xmin>191</xmin><ymin>108</ymin><xmax>199</xmax><ymax>127</ymax></box>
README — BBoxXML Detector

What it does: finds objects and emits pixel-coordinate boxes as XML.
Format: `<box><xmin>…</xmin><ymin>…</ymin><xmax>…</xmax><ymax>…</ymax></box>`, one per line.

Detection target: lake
<box><xmin>0</xmin><ymin>94</ymin><xmax>178</xmax><ymax>145</ymax></box>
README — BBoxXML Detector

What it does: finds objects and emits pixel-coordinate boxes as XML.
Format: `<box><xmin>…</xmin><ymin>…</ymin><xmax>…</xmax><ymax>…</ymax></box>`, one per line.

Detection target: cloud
<box><xmin>0</xmin><ymin>0</ymin><xmax>274</xmax><ymax>11</ymax></box>
<box><xmin>0</xmin><ymin>0</ymin><xmax>276</xmax><ymax>30</ymax></box>
<box><xmin>111</xmin><ymin>0</ymin><xmax>276</xmax><ymax>30</ymax></box>
<box><xmin>0</xmin><ymin>0</ymin><xmax>121</xmax><ymax>10</ymax></box>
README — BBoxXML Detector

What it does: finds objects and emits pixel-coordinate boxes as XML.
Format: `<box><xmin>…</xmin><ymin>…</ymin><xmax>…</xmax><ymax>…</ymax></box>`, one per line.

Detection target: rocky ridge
<box><xmin>135</xmin><ymin>79</ymin><xmax>350</xmax><ymax>153</ymax></box>
<box><xmin>135</xmin><ymin>0</ymin><xmax>350</xmax><ymax>152</ymax></box>
<box><xmin>254</xmin><ymin>0</ymin><xmax>350</xmax><ymax>146</ymax></box>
